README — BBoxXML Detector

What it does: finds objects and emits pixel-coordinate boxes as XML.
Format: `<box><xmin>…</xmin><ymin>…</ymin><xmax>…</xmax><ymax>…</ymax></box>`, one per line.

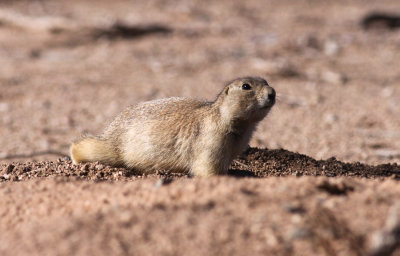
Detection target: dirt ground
<box><xmin>0</xmin><ymin>0</ymin><xmax>400</xmax><ymax>255</ymax></box>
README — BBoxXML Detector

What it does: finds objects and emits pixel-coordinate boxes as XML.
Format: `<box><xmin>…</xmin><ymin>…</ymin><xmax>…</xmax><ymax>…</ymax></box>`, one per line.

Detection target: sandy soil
<box><xmin>0</xmin><ymin>0</ymin><xmax>400</xmax><ymax>255</ymax></box>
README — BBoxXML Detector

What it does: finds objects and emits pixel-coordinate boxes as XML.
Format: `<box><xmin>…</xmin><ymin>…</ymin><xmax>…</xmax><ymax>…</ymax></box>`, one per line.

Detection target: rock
<box><xmin>95</xmin><ymin>164</ymin><xmax>105</xmax><ymax>170</ymax></box>
<box><xmin>321</xmin><ymin>70</ymin><xmax>347</xmax><ymax>84</ymax></box>
<box><xmin>251</xmin><ymin>58</ymin><xmax>301</xmax><ymax>78</ymax></box>
<box><xmin>0</xmin><ymin>103</ymin><xmax>9</xmax><ymax>112</ymax></box>
<box><xmin>324</xmin><ymin>40</ymin><xmax>340</xmax><ymax>56</ymax></box>
<box><xmin>375</xmin><ymin>150</ymin><xmax>400</xmax><ymax>159</ymax></box>
<box><xmin>324</xmin><ymin>113</ymin><xmax>339</xmax><ymax>124</ymax></box>
<box><xmin>361</xmin><ymin>12</ymin><xmax>400</xmax><ymax>30</ymax></box>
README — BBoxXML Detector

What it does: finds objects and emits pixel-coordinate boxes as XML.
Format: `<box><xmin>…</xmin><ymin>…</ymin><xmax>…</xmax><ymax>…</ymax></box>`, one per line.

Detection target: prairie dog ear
<box><xmin>224</xmin><ymin>86</ymin><xmax>229</xmax><ymax>95</ymax></box>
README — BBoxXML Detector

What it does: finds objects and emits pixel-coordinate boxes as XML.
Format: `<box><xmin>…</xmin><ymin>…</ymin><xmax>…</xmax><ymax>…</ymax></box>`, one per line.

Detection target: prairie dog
<box><xmin>71</xmin><ymin>77</ymin><xmax>276</xmax><ymax>176</ymax></box>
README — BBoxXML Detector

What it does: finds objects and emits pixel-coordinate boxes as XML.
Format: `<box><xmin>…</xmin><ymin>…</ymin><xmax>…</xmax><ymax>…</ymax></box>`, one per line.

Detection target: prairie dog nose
<box><xmin>267</xmin><ymin>87</ymin><xmax>276</xmax><ymax>101</ymax></box>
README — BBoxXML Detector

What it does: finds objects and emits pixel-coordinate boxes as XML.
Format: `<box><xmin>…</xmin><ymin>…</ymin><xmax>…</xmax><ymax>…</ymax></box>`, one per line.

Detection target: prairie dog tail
<box><xmin>70</xmin><ymin>137</ymin><xmax>120</xmax><ymax>166</ymax></box>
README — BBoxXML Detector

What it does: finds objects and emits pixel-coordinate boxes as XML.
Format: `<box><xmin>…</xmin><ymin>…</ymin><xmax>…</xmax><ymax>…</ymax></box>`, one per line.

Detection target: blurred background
<box><xmin>0</xmin><ymin>0</ymin><xmax>399</xmax><ymax>164</ymax></box>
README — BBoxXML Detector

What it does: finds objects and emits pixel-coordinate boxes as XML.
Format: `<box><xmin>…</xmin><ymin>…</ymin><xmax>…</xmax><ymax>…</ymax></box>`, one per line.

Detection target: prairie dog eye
<box><xmin>242</xmin><ymin>83</ymin><xmax>251</xmax><ymax>90</ymax></box>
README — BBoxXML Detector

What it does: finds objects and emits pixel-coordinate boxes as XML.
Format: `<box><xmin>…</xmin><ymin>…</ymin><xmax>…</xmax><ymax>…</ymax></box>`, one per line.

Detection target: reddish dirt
<box><xmin>0</xmin><ymin>0</ymin><xmax>400</xmax><ymax>255</ymax></box>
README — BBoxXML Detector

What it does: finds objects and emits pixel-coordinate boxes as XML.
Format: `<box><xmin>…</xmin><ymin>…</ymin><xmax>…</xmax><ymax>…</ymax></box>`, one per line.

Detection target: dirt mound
<box><xmin>233</xmin><ymin>148</ymin><xmax>400</xmax><ymax>178</ymax></box>
<box><xmin>1</xmin><ymin>148</ymin><xmax>399</xmax><ymax>182</ymax></box>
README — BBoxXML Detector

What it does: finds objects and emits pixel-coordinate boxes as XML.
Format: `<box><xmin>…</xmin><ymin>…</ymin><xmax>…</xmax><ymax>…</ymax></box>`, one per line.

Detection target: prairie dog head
<box><xmin>218</xmin><ymin>77</ymin><xmax>275</xmax><ymax>122</ymax></box>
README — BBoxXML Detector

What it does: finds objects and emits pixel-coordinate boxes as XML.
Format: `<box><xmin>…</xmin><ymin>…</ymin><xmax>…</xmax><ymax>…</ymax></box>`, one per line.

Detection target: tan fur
<box><xmin>70</xmin><ymin>77</ymin><xmax>276</xmax><ymax>176</ymax></box>
<box><xmin>70</xmin><ymin>137</ymin><xmax>122</xmax><ymax>166</ymax></box>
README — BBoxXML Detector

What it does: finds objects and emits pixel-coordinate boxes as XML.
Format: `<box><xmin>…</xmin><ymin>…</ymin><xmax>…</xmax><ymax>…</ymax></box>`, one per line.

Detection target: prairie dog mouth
<box><xmin>261</xmin><ymin>86</ymin><xmax>276</xmax><ymax>109</ymax></box>
<box><xmin>260</xmin><ymin>98</ymin><xmax>275</xmax><ymax>109</ymax></box>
